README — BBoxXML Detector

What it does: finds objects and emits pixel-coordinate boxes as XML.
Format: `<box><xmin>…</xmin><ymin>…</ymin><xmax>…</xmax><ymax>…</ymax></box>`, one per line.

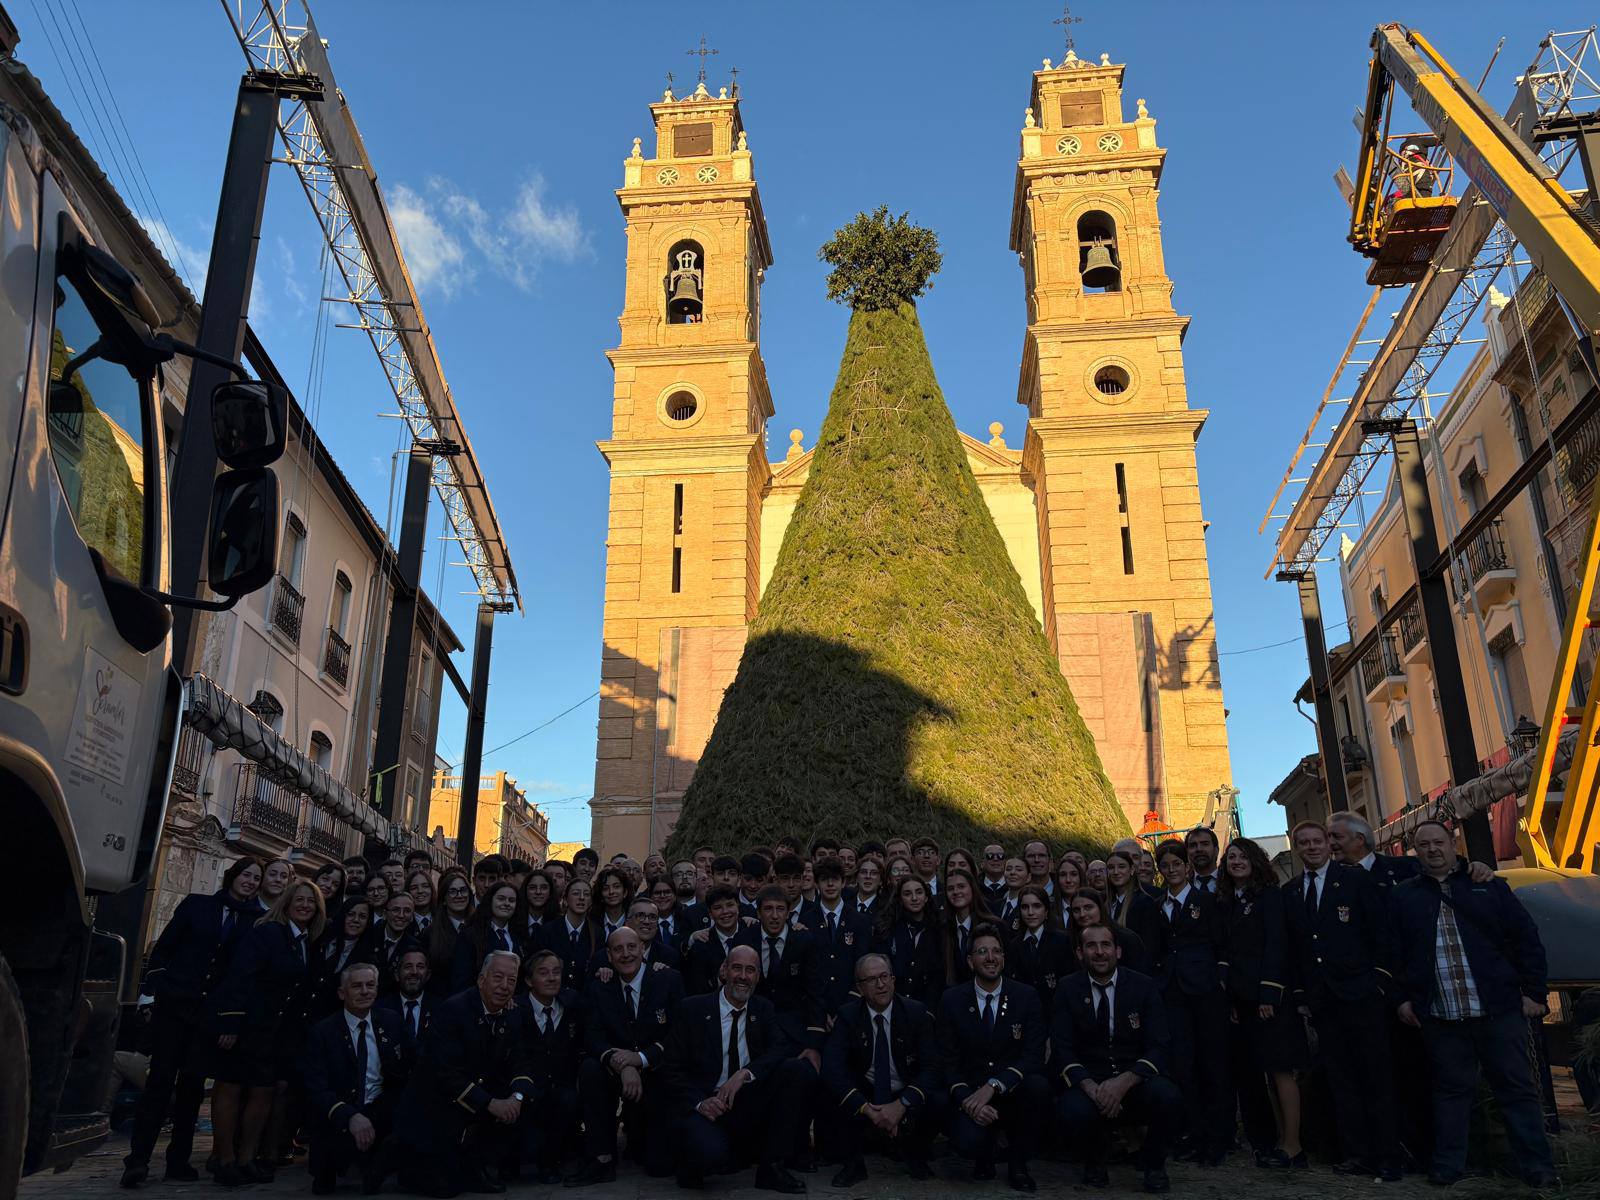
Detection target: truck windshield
<box><xmin>46</xmin><ymin>272</ymin><xmax>149</xmax><ymax>582</ymax></box>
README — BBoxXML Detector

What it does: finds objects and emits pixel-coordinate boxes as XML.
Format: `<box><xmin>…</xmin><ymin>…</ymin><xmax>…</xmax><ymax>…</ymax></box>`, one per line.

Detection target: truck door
<box><xmin>0</xmin><ymin>174</ymin><xmax>169</xmax><ymax>893</ymax></box>
<box><xmin>0</xmin><ymin>123</ymin><xmax>39</xmax><ymax>572</ymax></box>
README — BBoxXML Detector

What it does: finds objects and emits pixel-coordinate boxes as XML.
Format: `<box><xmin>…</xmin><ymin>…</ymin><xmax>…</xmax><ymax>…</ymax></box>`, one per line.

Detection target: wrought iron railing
<box><xmin>171</xmin><ymin>725</ymin><xmax>207</xmax><ymax>798</ymax></box>
<box><xmin>269</xmin><ymin>574</ymin><xmax>305</xmax><ymax>644</ymax></box>
<box><xmin>1463</xmin><ymin>518</ymin><xmax>1511</xmax><ymax>582</ymax></box>
<box><xmin>296</xmin><ymin>800</ymin><xmax>347</xmax><ymax>861</ymax></box>
<box><xmin>231</xmin><ymin>763</ymin><xmax>300</xmax><ymax>843</ymax></box>
<box><xmin>1360</xmin><ymin>632</ymin><xmax>1404</xmax><ymax>690</ymax></box>
<box><xmin>322</xmin><ymin>626</ymin><xmax>351</xmax><ymax>687</ymax></box>
<box><xmin>1556</xmin><ymin>399</ymin><xmax>1600</xmax><ymax>507</ymax></box>
<box><xmin>1397</xmin><ymin>596</ymin><xmax>1426</xmax><ymax>655</ymax></box>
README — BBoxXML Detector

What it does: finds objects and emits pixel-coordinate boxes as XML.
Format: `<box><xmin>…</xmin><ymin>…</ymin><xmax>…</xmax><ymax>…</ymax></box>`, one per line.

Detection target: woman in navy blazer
<box><xmin>873</xmin><ymin>876</ymin><xmax>946</xmax><ymax>1008</ymax></box>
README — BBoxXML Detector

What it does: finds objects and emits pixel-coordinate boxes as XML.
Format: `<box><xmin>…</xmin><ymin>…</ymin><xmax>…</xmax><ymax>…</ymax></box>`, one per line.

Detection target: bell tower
<box><xmin>591</xmin><ymin>78</ymin><xmax>775</xmax><ymax>857</ymax></box>
<box><xmin>1011</xmin><ymin>51</ymin><xmax>1231</xmax><ymax>832</ymax></box>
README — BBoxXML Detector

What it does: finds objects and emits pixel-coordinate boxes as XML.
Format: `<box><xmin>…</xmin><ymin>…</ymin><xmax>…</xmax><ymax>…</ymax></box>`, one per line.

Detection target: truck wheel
<box><xmin>0</xmin><ymin>953</ymin><xmax>26</xmax><ymax>1199</ymax></box>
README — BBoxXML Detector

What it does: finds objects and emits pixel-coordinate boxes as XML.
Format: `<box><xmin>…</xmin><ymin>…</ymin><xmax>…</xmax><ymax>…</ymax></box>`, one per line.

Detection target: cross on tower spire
<box><xmin>1053</xmin><ymin>2</ymin><xmax>1083</xmax><ymax>55</ymax></box>
<box><xmin>729</xmin><ymin>65</ymin><xmax>741</xmax><ymax>97</ymax></box>
<box><xmin>687</xmin><ymin>35</ymin><xmax>719</xmax><ymax>84</ymax></box>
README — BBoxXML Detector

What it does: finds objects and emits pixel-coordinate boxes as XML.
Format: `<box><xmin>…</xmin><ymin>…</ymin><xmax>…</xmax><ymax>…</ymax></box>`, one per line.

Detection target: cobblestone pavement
<box><xmin>18</xmin><ymin>1124</ymin><xmax>1591</xmax><ymax>1200</ymax></box>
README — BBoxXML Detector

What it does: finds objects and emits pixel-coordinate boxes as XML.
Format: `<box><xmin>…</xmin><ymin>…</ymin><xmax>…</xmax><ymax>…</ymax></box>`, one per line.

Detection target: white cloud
<box><xmin>389</xmin><ymin>174</ymin><xmax>587</xmax><ymax>298</ymax></box>
<box><xmin>137</xmin><ymin>214</ymin><xmax>209</xmax><ymax>297</ymax></box>
<box><xmin>517</xmin><ymin>778</ymin><xmax>570</xmax><ymax>796</ymax></box>
<box><xmin>275</xmin><ymin>236</ymin><xmax>309</xmax><ymax>309</ymax></box>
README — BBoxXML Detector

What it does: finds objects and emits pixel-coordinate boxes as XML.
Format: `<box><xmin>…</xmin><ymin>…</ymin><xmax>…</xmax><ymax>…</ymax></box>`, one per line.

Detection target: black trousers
<box><xmin>125</xmin><ymin>997</ymin><xmax>210</xmax><ymax>1169</ymax></box>
<box><xmin>1059</xmin><ymin>1076</ymin><xmax>1185</xmax><ymax>1170</ymax></box>
<box><xmin>517</xmin><ymin>1086</ymin><xmax>579</xmax><ymax>1170</ymax></box>
<box><xmin>947</xmin><ymin>1074</ymin><xmax>1051</xmax><ymax>1167</ymax></box>
<box><xmin>833</xmin><ymin>1089</ymin><xmax>948</xmax><ymax>1164</ymax></box>
<box><xmin>308</xmin><ymin>1094</ymin><xmax>395</xmax><ymax>1182</ymax></box>
<box><xmin>576</xmin><ymin>1057</ymin><xmax>664</xmax><ymax>1167</ymax></box>
<box><xmin>676</xmin><ymin>1059</ymin><xmax>815</xmax><ymax>1176</ymax></box>
<box><xmin>1311</xmin><ymin>994</ymin><xmax>1397</xmax><ymax>1167</ymax></box>
<box><xmin>1228</xmin><ymin>1020</ymin><xmax>1278</xmax><ymax>1154</ymax></box>
<box><xmin>1164</xmin><ymin>987</ymin><xmax>1231</xmax><ymax>1155</ymax></box>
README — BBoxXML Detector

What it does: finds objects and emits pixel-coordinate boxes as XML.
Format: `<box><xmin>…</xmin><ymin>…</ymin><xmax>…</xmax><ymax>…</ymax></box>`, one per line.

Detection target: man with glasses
<box><xmin>822</xmin><ymin>953</ymin><xmax>943</xmax><ymax>1185</ymax></box>
<box><xmin>978</xmin><ymin>845</ymin><xmax>1009</xmax><ymax>909</ymax></box>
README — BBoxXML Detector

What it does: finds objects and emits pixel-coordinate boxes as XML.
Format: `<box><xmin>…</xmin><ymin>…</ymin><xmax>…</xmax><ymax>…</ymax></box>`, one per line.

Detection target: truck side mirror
<box><xmin>206</xmin><ymin>468</ymin><xmax>278</xmax><ymax>598</ymax></box>
<box><xmin>211</xmin><ymin>381</ymin><xmax>287</xmax><ymax>469</ymax></box>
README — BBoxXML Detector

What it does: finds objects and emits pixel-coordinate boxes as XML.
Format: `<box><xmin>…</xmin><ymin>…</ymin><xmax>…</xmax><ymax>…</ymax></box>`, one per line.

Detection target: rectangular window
<box><xmin>1490</xmin><ymin>630</ymin><xmax>1537</xmax><ymax>724</ymax></box>
<box><xmin>281</xmin><ymin>513</ymin><xmax>307</xmax><ymax>588</ymax></box>
<box><xmin>1392</xmin><ymin>718</ymin><xmax>1422</xmax><ymax>811</ymax></box>
<box><xmin>1459</xmin><ymin>463</ymin><xmax>1489</xmax><ymax>514</ymax></box>
<box><xmin>1059</xmin><ymin>93</ymin><xmax>1103</xmax><ymax>126</ymax></box>
<box><xmin>671</xmin><ymin>547</ymin><xmax>683</xmax><ymax>594</ymax></box>
<box><xmin>674</xmin><ymin>483</ymin><xmax>684</xmax><ymax>536</ymax></box>
<box><xmin>1115</xmin><ymin>462</ymin><xmax>1128</xmax><ymax>513</ymax></box>
<box><xmin>664</xmin><ymin>627</ymin><xmax>681</xmax><ymax>748</ymax></box>
<box><xmin>1120</xmin><ymin>526</ymin><xmax>1135</xmax><ymax>575</ymax></box>
<box><xmin>675</xmin><ymin>122</ymin><xmax>713</xmax><ymax>156</ymax></box>
<box><xmin>413</xmin><ymin>650</ymin><xmax>432</xmax><ymax>741</ymax></box>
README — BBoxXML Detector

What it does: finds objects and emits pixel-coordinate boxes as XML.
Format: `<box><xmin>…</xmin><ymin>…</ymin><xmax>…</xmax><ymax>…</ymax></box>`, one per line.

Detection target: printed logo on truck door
<box><xmin>64</xmin><ymin>646</ymin><xmax>135</xmax><ymax>787</ymax></box>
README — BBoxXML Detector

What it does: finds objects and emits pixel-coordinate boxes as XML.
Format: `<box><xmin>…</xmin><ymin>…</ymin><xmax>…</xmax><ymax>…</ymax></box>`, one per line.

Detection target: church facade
<box><xmin>590</xmin><ymin>55</ymin><xmax>1231</xmax><ymax>859</ymax></box>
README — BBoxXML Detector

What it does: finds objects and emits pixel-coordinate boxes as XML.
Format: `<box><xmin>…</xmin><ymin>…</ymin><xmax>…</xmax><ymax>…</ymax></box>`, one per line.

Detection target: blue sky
<box><xmin>14</xmin><ymin>1</ymin><xmax>1594</xmax><ymax>844</ymax></box>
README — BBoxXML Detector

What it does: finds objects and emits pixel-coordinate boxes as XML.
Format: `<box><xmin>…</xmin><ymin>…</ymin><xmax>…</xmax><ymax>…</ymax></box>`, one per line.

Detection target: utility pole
<box><xmin>1278</xmin><ymin>568</ymin><xmax>1350</xmax><ymax>815</ymax></box>
<box><xmin>455</xmin><ymin>602</ymin><xmax>504</xmax><ymax>869</ymax></box>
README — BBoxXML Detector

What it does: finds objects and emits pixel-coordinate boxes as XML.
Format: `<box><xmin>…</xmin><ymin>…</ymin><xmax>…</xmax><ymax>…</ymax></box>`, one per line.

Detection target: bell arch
<box><xmin>1075</xmin><ymin>210</ymin><xmax>1121</xmax><ymax>293</ymax></box>
<box><xmin>665</xmin><ymin>238</ymin><xmax>705</xmax><ymax>324</ymax></box>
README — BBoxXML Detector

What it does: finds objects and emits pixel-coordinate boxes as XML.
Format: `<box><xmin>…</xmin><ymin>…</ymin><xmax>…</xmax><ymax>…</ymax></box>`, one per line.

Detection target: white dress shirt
<box><xmin>1303</xmin><ymin>862</ymin><xmax>1330</xmax><ymax>909</ymax></box>
<box><xmin>342</xmin><ymin>1008</ymin><xmax>383</xmax><ymax>1104</ymax></box>
<box><xmin>528</xmin><ymin>994</ymin><xmax>563</xmax><ymax>1034</ymax></box>
<box><xmin>1090</xmin><ymin>970</ymin><xmax>1119</xmax><ymax>1029</ymax></box>
<box><xmin>716</xmin><ymin>990</ymin><xmax>753</xmax><ymax>1087</ymax></box>
<box><xmin>862</xmin><ymin>1002</ymin><xmax>902</xmax><ymax>1093</ymax></box>
<box><xmin>1162</xmin><ymin>884</ymin><xmax>1193</xmax><ymax>920</ymax></box>
<box><xmin>762</xmin><ymin>929</ymin><xmax>787</xmax><ymax>975</ymax></box>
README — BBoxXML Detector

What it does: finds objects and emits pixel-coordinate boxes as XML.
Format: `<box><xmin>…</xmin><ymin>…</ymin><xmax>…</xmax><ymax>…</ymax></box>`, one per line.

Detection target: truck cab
<box><xmin>0</xmin><ymin>102</ymin><xmax>279</xmax><ymax>1185</ymax></box>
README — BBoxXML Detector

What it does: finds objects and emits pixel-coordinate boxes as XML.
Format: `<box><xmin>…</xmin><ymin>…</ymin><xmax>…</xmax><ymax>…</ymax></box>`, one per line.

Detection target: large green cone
<box><xmin>666</xmin><ymin>304</ymin><xmax>1127</xmax><ymax>856</ymax></box>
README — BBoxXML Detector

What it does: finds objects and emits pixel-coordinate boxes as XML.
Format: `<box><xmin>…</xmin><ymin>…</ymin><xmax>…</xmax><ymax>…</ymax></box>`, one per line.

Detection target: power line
<box><xmin>444</xmin><ymin>690</ymin><xmax>599</xmax><ymax>770</ymax></box>
<box><xmin>1218</xmin><ymin>635</ymin><xmax>1302</xmax><ymax>657</ymax></box>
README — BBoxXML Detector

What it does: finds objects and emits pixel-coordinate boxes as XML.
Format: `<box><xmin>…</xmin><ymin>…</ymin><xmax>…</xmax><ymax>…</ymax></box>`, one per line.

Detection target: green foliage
<box><xmin>666</xmin><ymin>303</ymin><xmax>1126</xmax><ymax>857</ymax></box>
<box><xmin>818</xmin><ymin>206</ymin><xmax>943</xmax><ymax>311</ymax></box>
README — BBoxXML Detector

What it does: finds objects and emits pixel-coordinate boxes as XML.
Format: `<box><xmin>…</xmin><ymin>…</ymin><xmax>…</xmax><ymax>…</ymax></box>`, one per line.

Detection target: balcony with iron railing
<box><xmin>296</xmin><ymin>800</ymin><xmax>348</xmax><ymax>861</ymax></box>
<box><xmin>1361</xmin><ymin>631</ymin><xmax>1408</xmax><ymax>704</ymax></box>
<box><xmin>1462</xmin><ymin>518</ymin><xmax>1516</xmax><ymax>608</ymax></box>
<box><xmin>229</xmin><ymin>763</ymin><xmax>301</xmax><ymax>844</ymax></box>
<box><xmin>171</xmin><ymin>725</ymin><xmax>208</xmax><ymax>798</ymax></box>
<box><xmin>322</xmin><ymin>626</ymin><xmax>351</xmax><ymax>688</ymax></box>
<box><xmin>269</xmin><ymin>574</ymin><xmax>306</xmax><ymax>645</ymax></box>
<box><xmin>1556</xmin><ymin>398</ymin><xmax>1600</xmax><ymax>508</ymax></box>
<box><xmin>1397</xmin><ymin>596</ymin><xmax>1427</xmax><ymax>664</ymax></box>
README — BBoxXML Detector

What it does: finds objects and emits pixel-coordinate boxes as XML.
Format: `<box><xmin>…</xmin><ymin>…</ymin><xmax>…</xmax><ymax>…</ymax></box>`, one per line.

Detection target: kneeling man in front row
<box><xmin>658</xmin><ymin>945</ymin><xmax>813</xmax><ymax>1193</ymax></box>
<box><xmin>1054</xmin><ymin>923</ymin><xmax>1184</xmax><ymax>1194</ymax></box>
<box><xmin>822</xmin><ymin>952</ymin><xmax>945</xmax><ymax>1186</ymax></box>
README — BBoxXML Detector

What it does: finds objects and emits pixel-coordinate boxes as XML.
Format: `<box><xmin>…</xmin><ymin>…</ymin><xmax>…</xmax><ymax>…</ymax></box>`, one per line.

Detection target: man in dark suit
<box><xmin>628</xmin><ymin>896</ymin><xmax>684</xmax><ymax>971</ymax></box>
<box><xmin>751</xmin><ymin>886</ymin><xmax>828</xmax><ymax>1065</ymax></box>
<box><xmin>1183</xmin><ymin>827</ymin><xmax>1223</xmax><ymax>896</ymax></box>
<box><xmin>1393</xmin><ymin>822</ymin><xmax>1558</xmax><ymax>1189</ymax></box>
<box><xmin>664</xmin><ymin>860</ymin><xmax>709</xmax><ymax>948</ymax></box>
<box><xmin>658</xmin><ymin>945</ymin><xmax>812</xmax><ymax>1193</ymax></box>
<box><xmin>300</xmin><ymin>963</ymin><xmax>409</xmax><ymax>1195</ymax></box>
<box><xmin>1284</xmin><ymin>820</ymin><xmax>1400</xmax><ymax>1180</ymax></box>
<box><xmin>738</xmin><ymin>854</ymin><xmax>770</xmax><ymax>921</ymax></box>
<box><xmin>568</xmin><ymin>928</ymin><xmax>685</xmax><ymax>1185</ymax></box>
<box><xmin>802</xmin><ymin>859</ymin><xmax>870</xmax><ymax>1018</ymax></box>
<box><xmin>935</xmin><ymin>926</ymin><xmax>1051</xmax><ymax>1192</ymax></box>
<box><xmin>1054</xmin><ymin>925</ymin><xmax>1183</xmax><ymax>1194</ymax></box>
<box><xmin>822</xmin><ymin>952</ymin><xmax>945</xmax><ymax>1185</ymax></box>
<box><xmin>376</xmin><ymin>947</ymin><xmax>436</xmax><ymax>1052</ymax></box>
<box><xmin>1328</xmin><ymin>812</ymin><xmax>1419</xmax><ymax>895</ymax></box>
<box><xmin>393</xmin><ymin>950</ymin><xmax>536</xmax><ymax>1197</ymax></box>
<box><xmin>978</xmin><ymin>845</ymin><xmax>1010</xmax><ymax>911</ymax></box>
<box><xmin>516</xmin><ymin>950</ymin><xmax>584</xmax><ymax>1184</ymax></box>
<box><xmin>683</xmin><ymin>885</ymin><xmax>759</xmax><ymax>995</ymax></box>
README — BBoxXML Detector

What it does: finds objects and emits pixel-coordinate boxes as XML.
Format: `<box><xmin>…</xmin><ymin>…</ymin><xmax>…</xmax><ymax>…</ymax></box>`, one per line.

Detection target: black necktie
<box><xmin>625</xmin><ymin>982</ymin><xmax>637</xmax><ymax>1021</ymax></box>
<box><xmin>542</xmin><ymin>1004</ymin><xmax>555</xmax><ymax>1037</ymax></box>
<box><xmin>404</xmin><ymin>1000</ymin><xmax>418</xmax><ymax>1040</ymax></box>
<box><xmin>1093</xmin><ymin>983</ymin><xmax>1111</xmax><ymax>1043</ymax></box>
<box><xmin>827</xmin><ymin>911</ymin><xmax>838</xmax><ymax>944</ymax></box>
<box><xmin>221</xmin><ymin>907</ymin><xmax>236</xmax><ymax>938</ymax></box>
<box><xmin>1304</xmin><ymin>873</ymin><xmax>1319</xmax><ymax>920</ymax></box>
<box><xmin>354</xmin><ymin>1018</ymin><xmax>369</xmax><ymax>1098</ymax></box>
<box><xmin>767</xmin><ymin>935</ymin><xmax>781</xmax><ymax>975</ymax></box>
<box><xmin>1111</xmin><ymin>896</ymin><xmax>1124</xmax><ymax>921</ymax></box>
<box><xmin>294</xmin><ymin>933</ymin><xmax>306</xmax><ymax>967</ymax></box>
<box><xmin>727</xmin><ymin>1008</ymin><xmax>743</xmax><ymax>1079</ymax></box>
<box><xmin>982</xmin><ymin>992</ymin><xmax>995</xmax><ymax>1035</ymax></box>
<box><xmin>495</xmin><ymin>927</ymin><xmax>511</xmax><ymax>952</ymax></box>
<box><xmin>858</xmin><ymin>902</ymin><xmax>870</xmax><ymax>915</ymax></box>
<box><xmin>958</xmin><ymin>924</ymin><xmax>969</xmax><ymax>957</ymax></box>
<box><xmin>570</xmin><ymin>926</ymin><xmax>581</xmax><ymax>951</ymax></box>
<box><xmin>872</xmin><ymin>1013</ymin><xmax>893</xmax><ymax>1104</ymax></box>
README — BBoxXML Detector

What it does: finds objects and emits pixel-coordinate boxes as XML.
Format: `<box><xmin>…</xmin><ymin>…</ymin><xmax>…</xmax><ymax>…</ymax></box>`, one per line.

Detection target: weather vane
<box><xmin>687</xmin><ymin>35</ymin><xmax>719</xmax><ymax>85</ymax></box>
<box><xmin>1053</xmin><ymin>2</ymin><xmax>1083</xmax><ymax>55</ymax></box>
<box><xmin>729</xmin><ymin>65</ymin><xmax>741</xmax><ymax>98</ymax></box>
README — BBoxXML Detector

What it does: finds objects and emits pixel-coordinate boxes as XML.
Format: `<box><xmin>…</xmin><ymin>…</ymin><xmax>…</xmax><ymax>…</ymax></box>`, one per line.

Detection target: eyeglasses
<box><xmin>983</xmin><ymin>852</ymin><xmax>1005</xmax><ymax>860</ymax></box>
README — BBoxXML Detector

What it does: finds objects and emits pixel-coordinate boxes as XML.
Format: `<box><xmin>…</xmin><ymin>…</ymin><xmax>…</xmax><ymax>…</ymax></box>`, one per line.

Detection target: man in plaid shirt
<box><xmin>1393</xmin><ymin>821</ymin><xmax>1557</xmax><ymax>1189</ymax></box>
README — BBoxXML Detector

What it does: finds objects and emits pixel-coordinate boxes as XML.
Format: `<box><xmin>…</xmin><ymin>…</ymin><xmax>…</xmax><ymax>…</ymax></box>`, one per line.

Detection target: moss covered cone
<box><xmin>665</xmin><ymin>303</ymin><xmax>1127</xmax><ymax>856</ymax></box>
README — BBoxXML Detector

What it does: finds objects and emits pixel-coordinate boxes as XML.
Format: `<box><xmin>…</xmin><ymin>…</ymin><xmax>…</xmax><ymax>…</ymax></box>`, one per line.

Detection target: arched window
<box><xmin>665</xmin><ymin>240</ymin><xmax>705</xmax><ymax>324</ymax></box>
<box><xmin>309</xmin><ymin>730</ymin><xmax>334</xmax><ymax>769</ymax></box>
<box><xmin>1076</xmin><ymin>211</ymin><xmax>1122</xmax><ymax>294</ymax></box>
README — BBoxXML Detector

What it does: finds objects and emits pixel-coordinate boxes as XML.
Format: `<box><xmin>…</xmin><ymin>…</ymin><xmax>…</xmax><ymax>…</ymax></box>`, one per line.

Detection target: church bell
<box><xmin>668</xmin><ymin>270</ymin><xmax>703</xmax><ymax>318</ymax></box>
<box><xmin>1080</xmin><ymin>239</ymin><xmax>1120</xmax><ymax>289</ymax></box>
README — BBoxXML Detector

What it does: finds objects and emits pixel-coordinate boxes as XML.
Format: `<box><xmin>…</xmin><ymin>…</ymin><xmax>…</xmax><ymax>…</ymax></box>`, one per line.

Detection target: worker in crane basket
<box><xmin>1390</xmin><ymin>142</ymin><xmax>1437</xmax><ymax>202</ymax></box>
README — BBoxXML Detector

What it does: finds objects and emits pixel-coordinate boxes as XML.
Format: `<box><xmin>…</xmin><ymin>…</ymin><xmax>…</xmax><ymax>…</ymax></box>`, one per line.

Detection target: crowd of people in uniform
<box><xmin>117</xmin><ymin>812</ymin><xmax>1562</xmax><ymax>1196</ymax></box>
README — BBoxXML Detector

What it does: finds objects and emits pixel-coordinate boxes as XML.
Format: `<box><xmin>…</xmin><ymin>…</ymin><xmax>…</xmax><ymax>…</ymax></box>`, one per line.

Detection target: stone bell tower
<box><xmin>1011</xmin><ymin>51</ymin><xmax>1231</xmax><ymax>832</ymax></box>
<box><xmin>591</xmin><ymin>78</ymin><xmax>775</xmax><ymax>858</ymax></box>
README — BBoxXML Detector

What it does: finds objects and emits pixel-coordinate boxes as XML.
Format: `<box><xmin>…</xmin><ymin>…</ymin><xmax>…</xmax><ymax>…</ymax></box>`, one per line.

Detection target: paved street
<box><xmin>19</xmin><ymin>1121</ymin><xmax>1594</xmax><ymax>1200</ymax></box>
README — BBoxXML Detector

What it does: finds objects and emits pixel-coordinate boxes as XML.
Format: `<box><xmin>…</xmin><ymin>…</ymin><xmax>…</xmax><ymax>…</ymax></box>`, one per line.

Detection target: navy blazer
<box><xmin>681</xmin><ymin>924</ymin><xmax>758</xmax><ymax>996</ymax></box>
<box><xmin>1283</xmin><ymin>862</ymin><xmax>1396</xmax><ymax>1006</ymax></box>
<box><xmin>935</xmin><ymin>980</ymin><xmax>1047</xmax><ymax>1101</ymax></box>
<box><xmin>301</xmin><ymin>1006</ymin><xmax>408</xmax><ymax>1130</ymax></box>
<box><xmin>1150</xmin><ymin>888</ymin><xmax>1226</xmax><ymax>997</ymax></box>
<box><xmin>1392</xmin><ymin>866</ymin><xmax>1547</xmax><ymax>1018</ymax></box>
<box><xmin>1051</xmin><ymin>968</ymin><xmax>1169</xmax><ymax>1087</ymax></box>
<box><xmin>518</xmin><ymin>987</ymin><xmax>586</xmax><ymax>1097</ymax></box>
<box><xmin>876</xmin><ymin>919</ymin><xmax>946</xmax><ymax>1009</ymax></box>
<box><xmin>658</xmin><ymin>991</ymin><xmax>793</xmax><ymax>1111</ymax></box>
<box><xmin>537</xmin><ymin>916</ymin><xmax>604</xmax><ymax>986</ymax></box>
<box><xmin>1004</xmin><ymin>927</ymin><xmax>1075</xmax><ymax>1015</ymax></box>
<box><xmin>753</xmin><ymin>928</ymin><xmax>828</xmax><ymax>1051</ymax></box>
<box><xmin>659</xmin><ymin>904</ymin><xmax>709</xmax><ymax>951</ymax></box>
<box><xmin>804</xmin><ymin>905</ymin><xmax>872</xmax><ymax>1015</ymax></box>
<box><xmin>822</xmin><ymin>995</ymin><xmax>940</xmax><ymax>1113</ymax></box>
<box><xmin>212</xmin><ymin>920</ymin><xmax>317</xmax><ymax>1037</ymax></box>
<box><xmin>581</xmin><ymin>966</ymin><xmax>685</xmax><ymax>1067</ymax></box>
<box><xmin>1365</xmin><ymin>853</ymin><xmax>1420</xmax><ymax>900</ymax></box>
<box><xmin>142</xmin><ymin>890</ymin><xmax>253</xmax><ymax>1002</ymax></box>
<box><xmin>376</xmin><ymin>990</ymin><xmax>437</xmax><ymax>1051</ymax></box>
<box><xmin>1109</xmin><ymin>890</ymin><xmax>1165</xmax><ymax>968</ymax></box>
<box><xmin>1220</xmin><ymin>885</ymin><xmax>1291</xmax><ymax>1009</ymax></box>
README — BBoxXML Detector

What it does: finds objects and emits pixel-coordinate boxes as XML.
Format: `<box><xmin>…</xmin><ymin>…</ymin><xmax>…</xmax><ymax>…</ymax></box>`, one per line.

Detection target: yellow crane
<box><xmin>1352</xmin><ymin>24</ymin><xmax>1600</xmax><ymax>870</ymax></box>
